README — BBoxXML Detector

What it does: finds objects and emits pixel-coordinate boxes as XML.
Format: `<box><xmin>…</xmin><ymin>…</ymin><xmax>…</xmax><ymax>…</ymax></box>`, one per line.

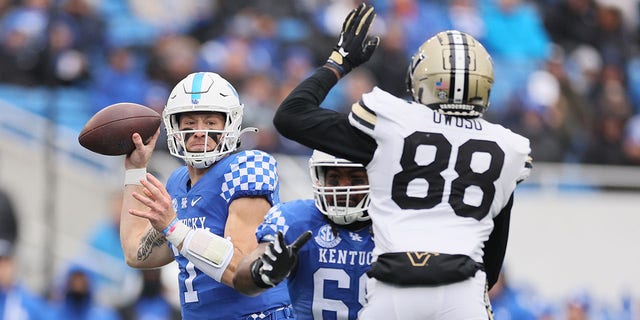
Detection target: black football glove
<box><xmin>250</xmin><ymin>231</ymin><xmax>312</xmax><ymax>288</ymax></box>
<box><xmin>325</xmin><ymin>3</ymin><xmax>380</xmax><ymax>77</ymax></box>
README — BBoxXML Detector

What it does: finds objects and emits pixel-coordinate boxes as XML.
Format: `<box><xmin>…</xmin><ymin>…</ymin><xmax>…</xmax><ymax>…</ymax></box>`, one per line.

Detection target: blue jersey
<box><xmin>165</xmin><ymin>150</ymin><xmax>290</xmax><ymax>320</ymax></box>
<box><xmin>256</xmin><ymin>200</ymin><xmax>374</xmax><ymax>320</ymax></box>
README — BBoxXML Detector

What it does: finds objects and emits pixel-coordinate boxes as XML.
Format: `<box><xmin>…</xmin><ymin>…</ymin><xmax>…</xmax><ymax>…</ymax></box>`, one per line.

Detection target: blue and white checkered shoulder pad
<box><xmin>256</xmin><ymin>203</ymin><xmax>288</xmax><ymax>242</ymax></box>
<box><xmin>256</xmin><ymin>200</ymin><xmax>314</xmax><ymax>243</ymax></box>
<box><xmin>219</xmin><ymin>150</ymin><xmax>279</xmax><ymax>203</ymax></box>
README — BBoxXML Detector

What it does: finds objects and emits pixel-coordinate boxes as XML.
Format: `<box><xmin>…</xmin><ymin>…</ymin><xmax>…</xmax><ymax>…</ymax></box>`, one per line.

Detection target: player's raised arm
<box><xmin>120</xmin><ymin>130</ymin><xmax>175</xmax><ymax>268</ymax></box>
<box><xmin>273</xmin><ymin>3</ymin><xmax>379</xmax><ymax>164</ymax></box>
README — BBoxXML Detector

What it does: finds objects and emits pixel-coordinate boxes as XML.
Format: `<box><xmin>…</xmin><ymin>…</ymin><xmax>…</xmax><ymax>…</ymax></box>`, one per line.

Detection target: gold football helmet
<box><xmin>406</xmin><ymin>30</ymin><xmax>494</xmax><ymax>117</ymax></box>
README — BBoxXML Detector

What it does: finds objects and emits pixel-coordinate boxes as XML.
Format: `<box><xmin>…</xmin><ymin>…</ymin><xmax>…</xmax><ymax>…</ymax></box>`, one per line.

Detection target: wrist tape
<box><xmin>164</xmin><ymin>220</ymin><xmax>191</xmax><ymax>247</ymax></box>
<box><xmin>124</xmin><ymin>168</ymin><xmax>147</xmax><ymax>186</ymax></box>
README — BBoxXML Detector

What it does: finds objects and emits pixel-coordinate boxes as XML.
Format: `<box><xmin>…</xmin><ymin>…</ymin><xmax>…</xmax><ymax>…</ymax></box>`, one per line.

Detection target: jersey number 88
<box><xmin>391</xmin><ymin>131</ymin><xmax>505</xmax><ymax>221</ymax></box>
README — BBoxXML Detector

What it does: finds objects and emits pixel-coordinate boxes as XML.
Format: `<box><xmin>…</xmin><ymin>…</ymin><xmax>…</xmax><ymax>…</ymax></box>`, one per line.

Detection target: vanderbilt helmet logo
<box><xmin>406</xmin><ymin>251</ymin><xmax>440</xmax><ymax>267</ymax></box>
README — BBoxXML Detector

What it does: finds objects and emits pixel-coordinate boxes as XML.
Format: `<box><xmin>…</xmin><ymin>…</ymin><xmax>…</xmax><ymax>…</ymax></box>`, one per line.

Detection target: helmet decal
<box><xmin>190</xmin><ymin>72</ymin><xmax>205</xmax><ymax>104</ymax></box>
<box><xmin>225</xmin><ymin>82</ymin><xmax>238</xmax><ymax>98</ymax></box>
<box><xmin>435</xmin><ymin>81</ymin><xmax>449</xmax><ymax>100</ymax></box>
<box><xmin>446</xmin><ymin>31</ymin><xmax>471</xmax><ymax>104</ymax></box>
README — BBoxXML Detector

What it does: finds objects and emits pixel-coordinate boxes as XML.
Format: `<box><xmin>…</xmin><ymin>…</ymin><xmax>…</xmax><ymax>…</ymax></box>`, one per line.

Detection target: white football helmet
<box><xmin>406</xmin><ymin>30</ymin><xmax>494</xmax><ymax>117</ymax></box>
<box><xmin>309</xmin><ymin>150</ymin><xmax>370</xmax><ymax>225</ymax></box>
<box><xmin>163</xmin><ymin>72</ymin><xmax>256</xmax><ymax>168</ymax></box>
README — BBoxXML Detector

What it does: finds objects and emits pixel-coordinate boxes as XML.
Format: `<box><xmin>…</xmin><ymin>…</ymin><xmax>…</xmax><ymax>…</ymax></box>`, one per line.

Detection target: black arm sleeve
<box><xmin>483</xmin><ymin>193</ymin><xmax>514</xmax><ymax>290</ymax></box>
<box><xmin>273</xmin><ymin>67</ymin><xmax>377</xmax><ymax>165</ymax></box>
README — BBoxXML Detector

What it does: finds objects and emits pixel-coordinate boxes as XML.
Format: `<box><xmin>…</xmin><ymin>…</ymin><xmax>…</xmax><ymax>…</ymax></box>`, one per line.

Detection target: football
<box><xmin>78</xmin><ymin>102</ymin><xmax>162</xmax><ymax>156</ymax></box>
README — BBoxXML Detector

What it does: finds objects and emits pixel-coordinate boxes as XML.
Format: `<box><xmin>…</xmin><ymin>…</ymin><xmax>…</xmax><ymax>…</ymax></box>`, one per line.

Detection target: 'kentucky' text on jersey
<box><xmin>256</xmin><ymin>200</ymin><xmax>374</xmax><ymax>320</ymax></box>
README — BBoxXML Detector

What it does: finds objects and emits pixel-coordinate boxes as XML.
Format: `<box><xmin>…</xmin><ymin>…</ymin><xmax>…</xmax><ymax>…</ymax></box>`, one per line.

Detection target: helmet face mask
<box><xmin>163</xmin><ymin>72</ymin><xmax>247</xmax><ymax>168</ymax></box>
<box><xmin>406</xmin><ymin>30</ymin><xmax>494</xmax><ymax>117</ymax></box>
<box><xmin>309</xmin><ymin>150</ymin><xmax>371</xmax><ymax>225</ymax></box>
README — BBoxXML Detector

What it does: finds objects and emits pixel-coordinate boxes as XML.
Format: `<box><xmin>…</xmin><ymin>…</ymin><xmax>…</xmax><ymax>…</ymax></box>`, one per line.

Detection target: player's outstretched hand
<box><xmin>325</xmin><ymin>2</ymin><xmax>380</xmax><ymax>77</ymax></box>
<box><xmin>128</xmin><ymin>173</ymin><xmax>176</xmax><ymax>232</ymax></box>
<box><xmin>250</xmin><ymin>231</ymin><xmax>312</xmax><ymax>288</ymax></box>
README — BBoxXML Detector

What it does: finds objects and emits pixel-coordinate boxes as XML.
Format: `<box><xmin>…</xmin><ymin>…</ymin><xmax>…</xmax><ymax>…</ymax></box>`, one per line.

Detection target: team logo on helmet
<box><xmin>407</xmin><ymin>30</ymin><xmax>494</xmax><ymax>117</ymax></box>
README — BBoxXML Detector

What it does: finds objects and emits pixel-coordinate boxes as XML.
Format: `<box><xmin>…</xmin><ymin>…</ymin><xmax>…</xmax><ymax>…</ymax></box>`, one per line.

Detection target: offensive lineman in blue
<box><xmin>120</xmin><ymin>72</ymin><xmax>293</xmax><ymax>319</ymax></box>
<box><xmin>234</xmin><ymin>150</ymin><xmax>374</xmax><ymax>320</ymax></box>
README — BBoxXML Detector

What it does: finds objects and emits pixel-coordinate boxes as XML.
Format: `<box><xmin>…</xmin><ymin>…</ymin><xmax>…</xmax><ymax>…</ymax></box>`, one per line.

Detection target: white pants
<box><xmin>358</xmin><ymin>271</ymin><xmax>493</xmax><ymax>320</ymax></box>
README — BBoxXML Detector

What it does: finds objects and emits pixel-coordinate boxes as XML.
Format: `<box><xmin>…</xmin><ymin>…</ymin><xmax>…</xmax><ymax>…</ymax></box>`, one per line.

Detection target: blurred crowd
<box><xmin>0</xmin><ymin>0</ymin><xmax>639</xmax><ymax>164</ymax></box>
<box><xmin>487</xmin><ymin>270</ymin><xmax>639</xmax><ymax>320</ymax></box>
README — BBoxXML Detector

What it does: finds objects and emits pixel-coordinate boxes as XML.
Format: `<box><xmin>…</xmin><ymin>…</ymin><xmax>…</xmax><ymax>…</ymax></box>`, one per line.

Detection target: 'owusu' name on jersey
<box><xmin>318</xmin><ymin>248</ymin><xmax>373</xmax><ymax>266</ymax></box>
<box><xmin>433</xmin><ymin>113</ymin><xmax>483</xmax><ymax>130</ymax></box>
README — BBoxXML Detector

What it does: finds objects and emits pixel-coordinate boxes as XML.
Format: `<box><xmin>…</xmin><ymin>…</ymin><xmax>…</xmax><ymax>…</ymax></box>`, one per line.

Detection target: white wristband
<box><xmin>166</xmin><ymin>221</ymin><xmax>191</xmax><ymax>247</ymax></box>
<box><xmin>124</xmin><ymin>168</ymin><xmax>147</xmax><ymax>186</ymax></box>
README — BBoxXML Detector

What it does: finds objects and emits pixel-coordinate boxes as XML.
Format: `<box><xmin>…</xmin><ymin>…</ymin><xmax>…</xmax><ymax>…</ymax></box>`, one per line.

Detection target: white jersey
<box><xmin>349</xmin><ymin>87</ymin><xmax>531</xmax><ymax>262</ymax></box>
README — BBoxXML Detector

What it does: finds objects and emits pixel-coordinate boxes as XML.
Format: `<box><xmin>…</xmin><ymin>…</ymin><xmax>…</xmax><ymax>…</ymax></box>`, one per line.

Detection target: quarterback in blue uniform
<box><xmin>120</xmin><ymin>72</ymin><xmax>292</xmax><ymax>319</ymax></box>
<box><xmin>234</xmin><ymin>150</ymin><xmax>374</xmax><ymax>320</ymax></box>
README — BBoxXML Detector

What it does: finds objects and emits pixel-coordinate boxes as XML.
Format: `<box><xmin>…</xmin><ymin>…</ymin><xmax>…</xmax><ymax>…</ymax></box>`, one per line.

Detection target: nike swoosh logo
<box><xmin>219</xmin><ymin>92</ymin><xmax>229</xmax><ymax>97</ymax></box>
<box><xmin>170</xmin><ymin>94</ymin><xmax>177</xmax><ymax>99</ymax></box>
<box><xmin>191</xmin><ymin>196</ymin><xmax>202</xmax><ymax>206</ymax></box>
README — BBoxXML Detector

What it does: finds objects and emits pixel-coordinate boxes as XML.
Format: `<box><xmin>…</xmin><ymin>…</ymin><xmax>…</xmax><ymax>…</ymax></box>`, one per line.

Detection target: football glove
<box><xmin>325</xmin><ymin>3</ymin><xmax>380</xmax><ymax>77</ymax></box>
<box><xmin>250</xmin><ymin>231</ymin><xmax>312</xmax><ymax>288</ymax></box>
